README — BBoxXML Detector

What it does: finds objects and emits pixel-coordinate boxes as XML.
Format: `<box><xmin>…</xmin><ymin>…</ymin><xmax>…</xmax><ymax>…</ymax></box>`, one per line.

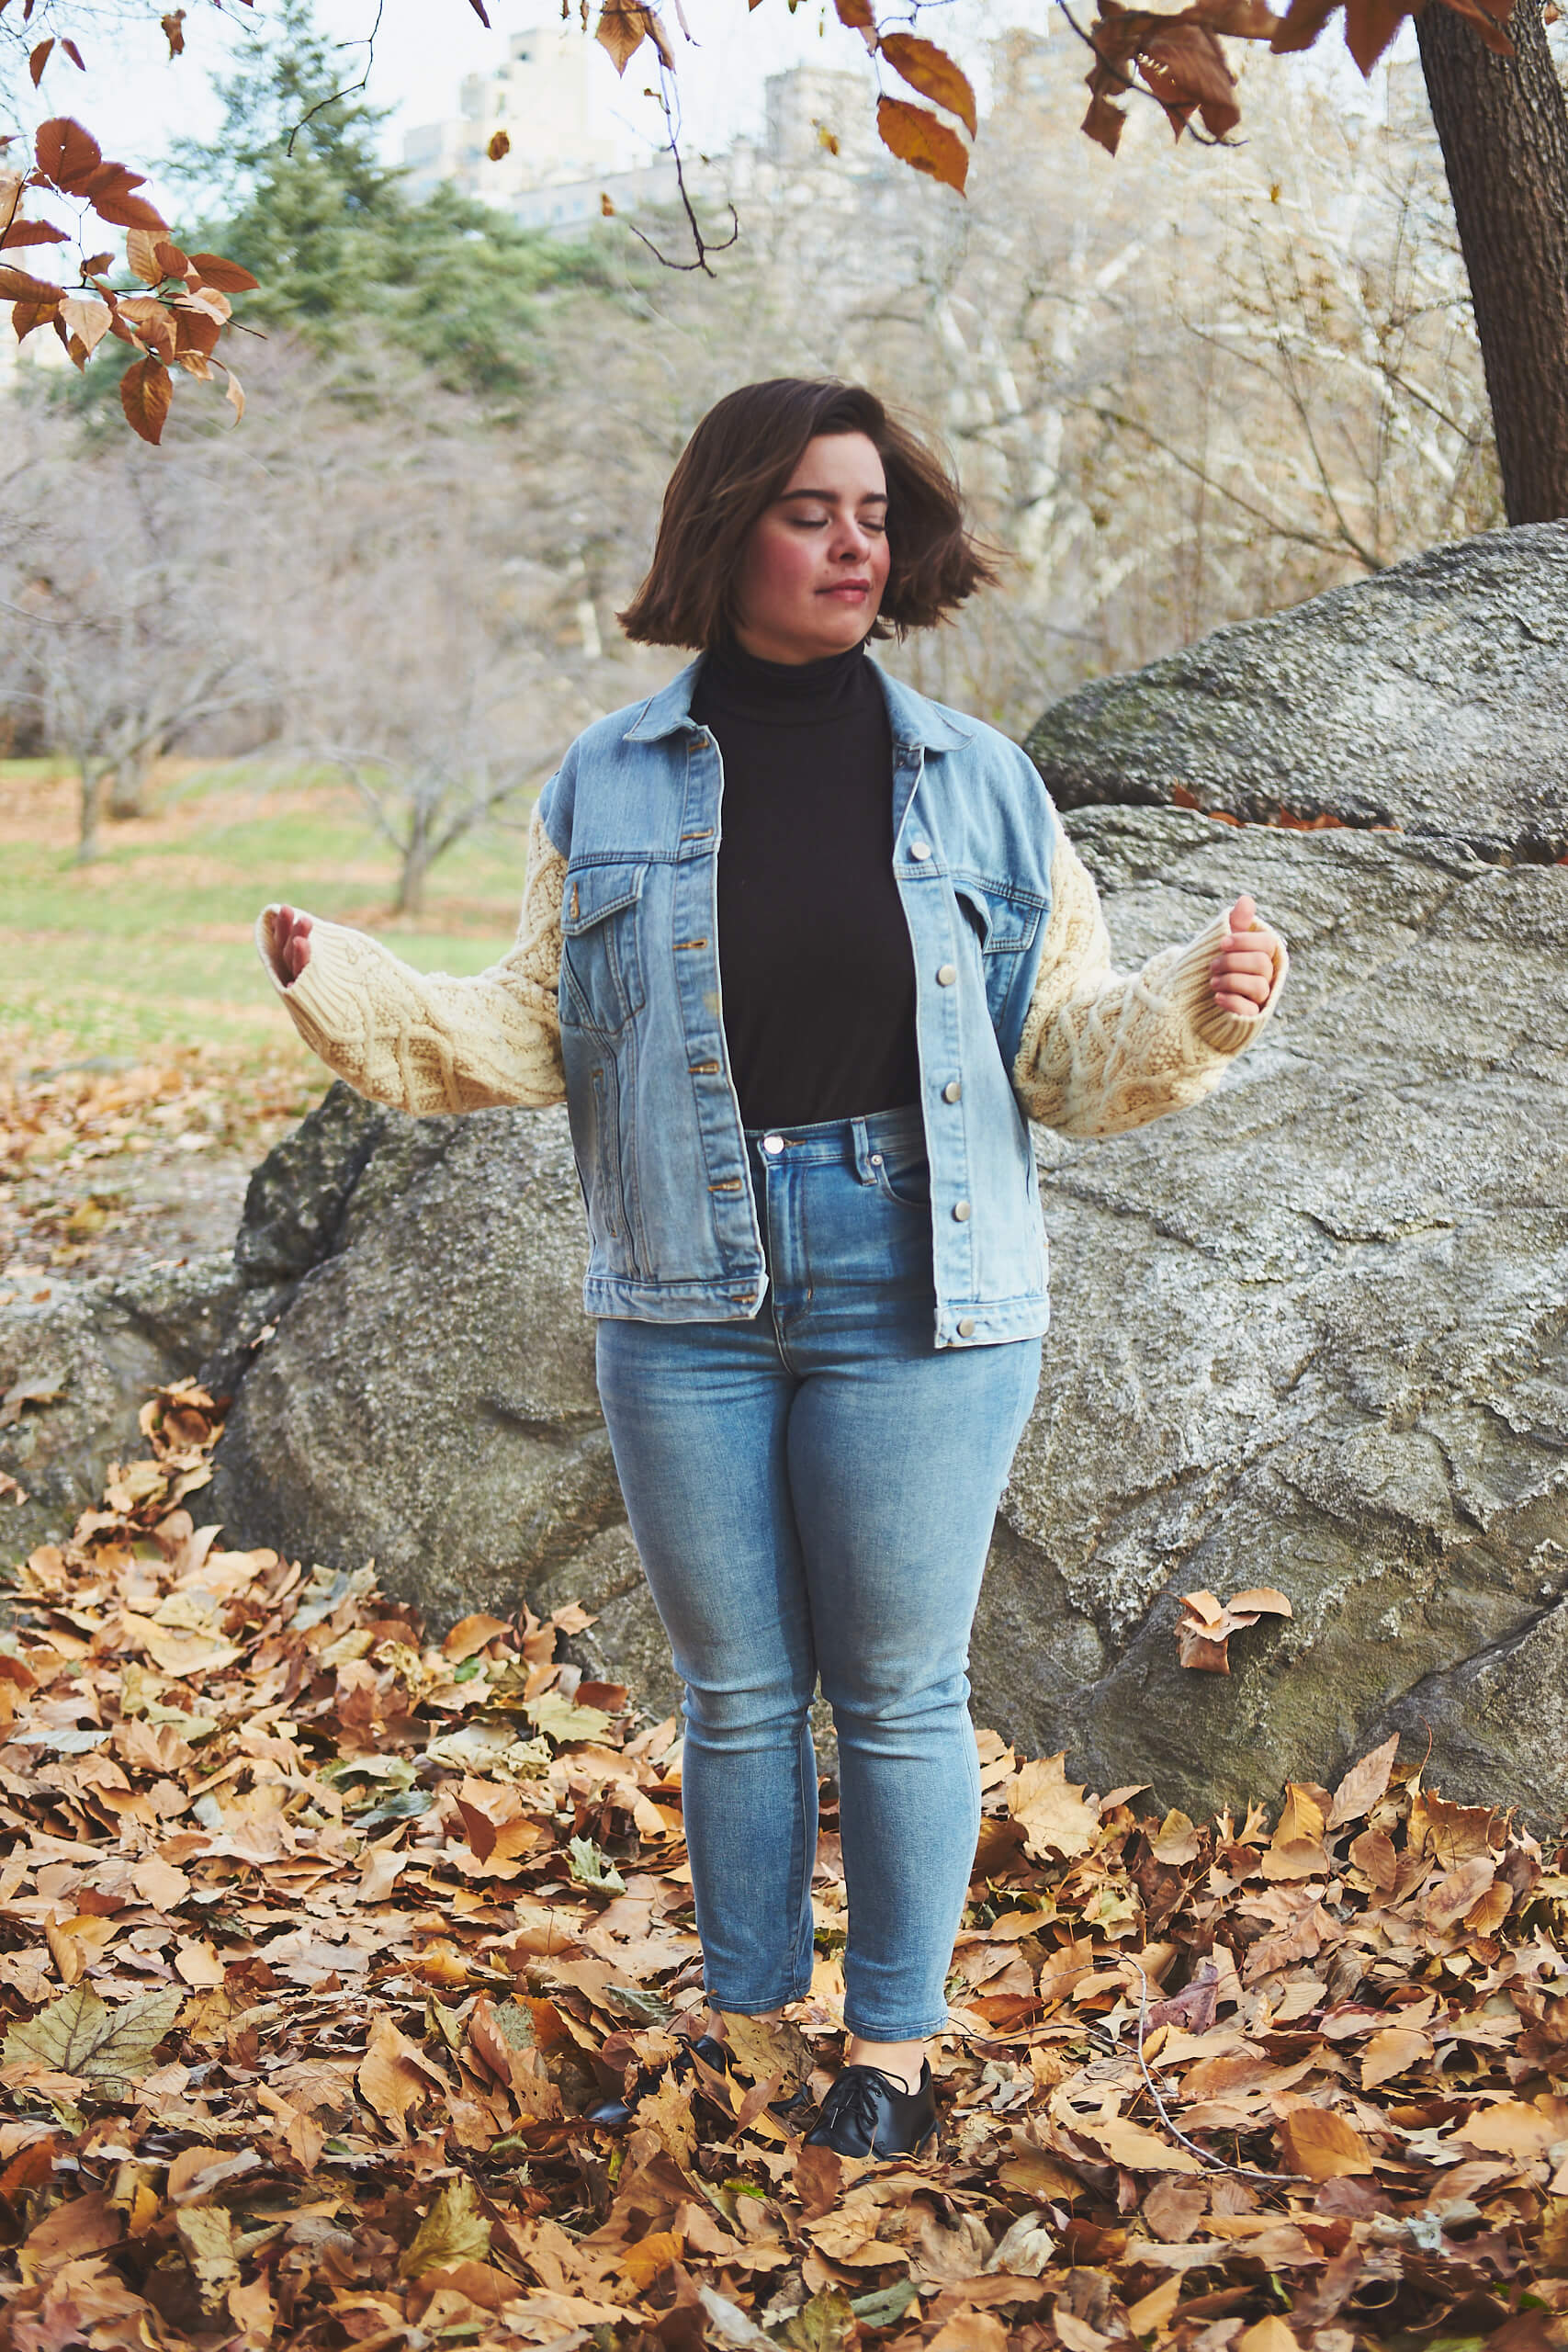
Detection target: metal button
<box><xmin>957</xmin><ymin>1317</ymin><xmax>976</xmax><ymax>1337</ymax></box>
<box><xmin>953</xmin><ymin>1200</ymin><xmax>972</xmax><ymax>1222</ymax></box>
<box><xmin>909</xmin><ymin>839</ymin><xmax>932</xmax><ymax>861</ymax></box>
<box><xmin>762</xmin><ymin>1134</ymin><xmax>784</xmax><ymax>1156</ymax></box>
<box><xmin>937</xmin><ymin>963</ymin><xmax>957</xmax><ymax>987</ymax></box>
<box><xmin>942</xmin><ymin>1080</ymin><xmax>961</xmax><ymax>1103</ymax></box>
<box><xmin>870</xmin><ymin>1153</ymin><xmax>883</xmax><ymax>1166</ymax></box>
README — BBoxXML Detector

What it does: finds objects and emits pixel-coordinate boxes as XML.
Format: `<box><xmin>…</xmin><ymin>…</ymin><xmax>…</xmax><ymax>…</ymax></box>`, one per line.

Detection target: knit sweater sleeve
<box><xmin>1011</xmin><ymin>825</ymin><xmax>1288</xmax><ymax>1138</ymax></box>
<box><xmin>254</xmin><ymin>802</ymin><xmax>567</xmax><ymax>1114</ymax></box>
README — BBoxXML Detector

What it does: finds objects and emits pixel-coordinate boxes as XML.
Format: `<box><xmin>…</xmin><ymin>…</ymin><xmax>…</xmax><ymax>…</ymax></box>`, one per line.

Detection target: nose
<box><xmin>831</xmin><ymin>516</ymin><xmax>874</xmax><ymax>562</ymax></box>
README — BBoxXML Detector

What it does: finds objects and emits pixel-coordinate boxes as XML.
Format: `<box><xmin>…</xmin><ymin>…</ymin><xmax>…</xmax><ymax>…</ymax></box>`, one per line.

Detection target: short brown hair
<box><xmin>618</xmin><ymin>378</ymin><xmax>1002</xmax><ymax>648</ymax></box>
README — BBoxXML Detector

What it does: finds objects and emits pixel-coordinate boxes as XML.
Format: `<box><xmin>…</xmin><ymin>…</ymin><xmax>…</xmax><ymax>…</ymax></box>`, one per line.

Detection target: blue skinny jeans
<box><xmin>594</xmin><ymin>1103</ymin><xmax>1041</xmax><ymax>2044</ymax></box>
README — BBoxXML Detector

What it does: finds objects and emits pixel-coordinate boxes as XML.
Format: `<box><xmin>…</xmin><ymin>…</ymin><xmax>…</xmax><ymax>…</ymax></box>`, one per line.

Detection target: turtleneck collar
<box><xmin>698</xmin><ymin>631</ymin><xmax>874</xmax><ymax>725</ymax></box>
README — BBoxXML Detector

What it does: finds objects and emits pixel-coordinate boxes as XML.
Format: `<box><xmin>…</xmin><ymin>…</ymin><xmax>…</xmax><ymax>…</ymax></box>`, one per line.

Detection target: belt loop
<box><xmin>851</xmin><ymin>1115</ymin><xmax>874</xmax><ymax>1182</ymax></box>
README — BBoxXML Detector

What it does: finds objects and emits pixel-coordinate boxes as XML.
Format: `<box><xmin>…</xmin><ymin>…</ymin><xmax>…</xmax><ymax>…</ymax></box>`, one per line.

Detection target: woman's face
<box><xmin>731</xmin><ymin>431</ymin><xmax>891</xmax><ymax>664</ymax></box>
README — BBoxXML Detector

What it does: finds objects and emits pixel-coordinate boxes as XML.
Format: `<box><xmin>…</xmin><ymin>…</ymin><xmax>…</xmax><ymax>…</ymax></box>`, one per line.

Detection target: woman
<box><xmin>260</xmin><ymin>378</ymin><xmax>1287</xmax><ymax>2160</ymax></box>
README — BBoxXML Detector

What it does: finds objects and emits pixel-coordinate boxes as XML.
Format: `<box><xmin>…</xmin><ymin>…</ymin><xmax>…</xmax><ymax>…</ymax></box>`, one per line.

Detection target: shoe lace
<box><xmin>815</xmin><ymin>2064</ymin><xmax>900</xmax><ymax>2155</ymax></box>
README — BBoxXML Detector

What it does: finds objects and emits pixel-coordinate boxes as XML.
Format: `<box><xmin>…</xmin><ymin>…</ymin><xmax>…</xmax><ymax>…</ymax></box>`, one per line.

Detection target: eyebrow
<box><xmin>776</xmin><ymin>487</ymin><xmax>888</xmax><ymax>504</ymax></box>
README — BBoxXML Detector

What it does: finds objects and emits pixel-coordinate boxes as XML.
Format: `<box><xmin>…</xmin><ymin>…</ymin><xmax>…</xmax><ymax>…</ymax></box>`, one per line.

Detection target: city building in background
<box><xmin>401</xmin><ymin>19</ymin><xmax>644</xmax><ymax>209</ymax></box>
<box><xmin>400</xmin><ymin>18</ymin><xmax>885</xmax><ymax>231</ymax></box>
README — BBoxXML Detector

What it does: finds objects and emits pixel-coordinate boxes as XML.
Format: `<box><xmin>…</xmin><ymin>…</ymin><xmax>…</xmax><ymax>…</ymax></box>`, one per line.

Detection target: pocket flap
<box><xmin>562</xmin><ymin>860</ymin><xmax>648</xmax><ymax>934</ymax></box>
<box><xmin>954</xmin><ymin>880</ymin><xmax>1041</xmax><ymax>954</ymax></box>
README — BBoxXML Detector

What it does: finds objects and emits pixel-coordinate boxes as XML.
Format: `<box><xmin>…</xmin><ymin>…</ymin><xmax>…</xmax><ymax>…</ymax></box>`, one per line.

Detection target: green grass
<box><xmin>0</xmin><ymin>758</ymin><xmax>537</xmax><ymax>1074</ymax></box>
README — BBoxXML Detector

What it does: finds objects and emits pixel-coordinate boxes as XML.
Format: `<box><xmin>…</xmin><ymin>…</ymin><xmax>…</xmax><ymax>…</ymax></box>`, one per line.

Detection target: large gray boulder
<box><xmin>20</xmin><ymin>525</ymin><xmax>1568</xmax><ymax>1824</ymax></box>
<box><xmin>208</xmin><ymin>1093</ymin><xmax>684</xmax><ymax>1720</ymax></box>
<box><xmin>976</xmin><ymin>806</ymin><xmax>1568</xmax><ymax>1822</ymax></box>
<box><xmin>1024</xmin><ymin>523</ymin><xmax>1568</xmax><ymax>864</ymax></box>
<box><xmin>203</xmin><ymin>814</ymin><xmax>1568</xmax><ymax>1819</ymax></box>
<box><xmin>209</xmin><ymin>1101</ymin><xmax>625</xmax><ymax>1635</ymax></box>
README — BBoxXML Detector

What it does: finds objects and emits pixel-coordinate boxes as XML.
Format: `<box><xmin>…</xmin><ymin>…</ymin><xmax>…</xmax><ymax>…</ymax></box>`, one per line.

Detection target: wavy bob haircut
<box><xmin>618</xmin><ymin>377</ymin><xmax>1001</xmax><ymax>649</ymax></box>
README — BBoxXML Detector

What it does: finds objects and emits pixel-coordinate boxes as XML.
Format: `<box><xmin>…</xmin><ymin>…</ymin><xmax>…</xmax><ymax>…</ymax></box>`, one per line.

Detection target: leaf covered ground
<box><xmin>1</xmin><ymin>1390</ymin><xmax>1566</xmax><ymax>2352</ymax></box>
<box><xmin>0</xmin><ymin>1052</ymin><xmax>312</xmax><ymax>1288</ymax></box>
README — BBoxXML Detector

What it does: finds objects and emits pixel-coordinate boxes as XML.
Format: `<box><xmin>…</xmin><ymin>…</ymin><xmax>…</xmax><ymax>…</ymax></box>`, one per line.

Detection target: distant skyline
<box><xmin>11</xmin><ymin>0</ymin><xmax>921</xmax><ymax>220</ymax></box>
<box><xmin>7</xmin><ymin>0</ymin><xmax>1432</xmax><ymax>232</ymax></box>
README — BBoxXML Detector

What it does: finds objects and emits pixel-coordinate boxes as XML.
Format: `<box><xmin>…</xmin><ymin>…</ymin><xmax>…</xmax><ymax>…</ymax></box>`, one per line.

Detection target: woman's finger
<box><xmin>268</xmin><ymin>904</ymin><xmax>310</xmax><ymax>983</ymax></box>
<box><xmin>1212</xmin><ymin>949</ymin><xmax>1274</xmax><ymax>978</ymax></box>
<box><xmin>1214</xmin><ymin>978</ymin><xmax>1269</xmax><ymax>1009</ymax></box>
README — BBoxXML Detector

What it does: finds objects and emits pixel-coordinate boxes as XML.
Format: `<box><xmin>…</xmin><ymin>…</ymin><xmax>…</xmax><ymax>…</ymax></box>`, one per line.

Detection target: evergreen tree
<box><xmin>164</xmin><ymin>0</ymin><xmax>612</xmax><ymax>401</ymax></box>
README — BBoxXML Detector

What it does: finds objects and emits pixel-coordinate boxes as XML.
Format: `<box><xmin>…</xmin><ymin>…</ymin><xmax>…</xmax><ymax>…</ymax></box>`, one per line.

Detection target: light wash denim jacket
<box><xmin>260</xmin><ymin>656</ymin><xmax>1287</xmax><ymax>1349</ymax></box>
<box><xmin>543</xmin><ymin>659</ymin><xmax>1066</xmax><ymax>1348</ymax></box>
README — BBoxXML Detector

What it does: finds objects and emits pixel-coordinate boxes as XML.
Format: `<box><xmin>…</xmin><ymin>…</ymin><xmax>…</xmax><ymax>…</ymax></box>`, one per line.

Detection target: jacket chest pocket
<box><xmin>953</xmin><ymin>881</ymin><xmax>1043</xmax><ymax>1037</ymax></box>
<box><xmin>560</xmin><ymin>861</ymin><xmax>648</xmax><ymax>1035</ymax></box>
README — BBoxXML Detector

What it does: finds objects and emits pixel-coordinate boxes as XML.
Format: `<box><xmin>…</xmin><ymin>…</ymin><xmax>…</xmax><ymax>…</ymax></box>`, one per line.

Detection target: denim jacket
<box><xmin>538</xmin><ymin>656</ymin><xmax>1062</xmax><ymax>1347</ymax></box>
<box><xmin>259</xmin><ymin>656</ymin><xmax>1287</xmax><ymax>1349</ymax></box>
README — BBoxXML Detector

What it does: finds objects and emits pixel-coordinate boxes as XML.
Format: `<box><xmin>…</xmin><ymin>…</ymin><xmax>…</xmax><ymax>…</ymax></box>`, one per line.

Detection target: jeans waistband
<box><xmin>743</xmin><ymin>1102</ymin><xmax>925</xmax><ymax>1172</ymax></box>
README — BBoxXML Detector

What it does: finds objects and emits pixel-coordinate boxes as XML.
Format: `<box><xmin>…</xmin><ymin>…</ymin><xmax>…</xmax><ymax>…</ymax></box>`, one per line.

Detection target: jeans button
<box><xmin>937</xmin><ymin>963</ymin><xmax>957</xmax><ymax>987</ymax></box>
<box><xmin>909</xmin><ymin>839</ymin><xmax>932</xmax><ymax>861</ymax></box>
<box><xmin>942</xmin><ymin>1080</ymin><xmax>961</xmax><ymax>1102</ymax></box>
<box><xmin>762</xmin><ymin>1134</ymin><xmax>784</xmax><ymax>1156</ymax></box>
<box><xmin>953</xmin><ymin>1200</ymin><xmax>972</xmax><ymax>1222</ymax></box>
<box><xmin>957</xmin><ymin>1317</ymin><xmax>976</xmax><ymax>1337</ymax></box>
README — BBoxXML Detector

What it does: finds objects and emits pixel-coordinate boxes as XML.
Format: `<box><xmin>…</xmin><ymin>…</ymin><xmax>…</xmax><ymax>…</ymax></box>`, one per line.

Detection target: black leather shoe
<box><xmin>803</xmin><ymin>2060</ymin><xmax>938</xmax><ymax>2158</ymax></box>
<box><xmin>585</xmin><ymin>2031</ymin><xmax>733</xmax><ymax>2129</ymax></box>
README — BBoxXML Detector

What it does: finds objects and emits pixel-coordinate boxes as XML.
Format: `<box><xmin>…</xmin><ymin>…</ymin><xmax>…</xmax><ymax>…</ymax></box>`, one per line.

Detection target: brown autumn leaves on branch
<box><xmin>596</xmin><ymin>0</ymin><xmax>1518</xmax><ymax>190</ymax></box>
<box><xmin>0</xmin><ymin>0</ymin><xmax>1529</xmax><ymax>445</ymax></box>
<box><xmin>0</xmin><ymin>117</ymin><xmax>256</xmax><ymax>445</ymax></box>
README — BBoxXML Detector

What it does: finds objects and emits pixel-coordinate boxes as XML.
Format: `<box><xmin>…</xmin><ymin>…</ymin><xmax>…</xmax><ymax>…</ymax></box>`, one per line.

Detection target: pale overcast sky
<box><xmin>11</xmin><ymin>0</ymin><xmax>1424</xmax><ymax>224</ymax></box>
<box><xmin>17</xmin><ymin>0</ymin><xmax>921</xmax><ymax>210</ymax></box>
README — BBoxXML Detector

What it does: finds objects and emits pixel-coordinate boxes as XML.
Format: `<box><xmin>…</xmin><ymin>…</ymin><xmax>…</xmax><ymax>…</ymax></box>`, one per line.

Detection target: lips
<box><xmin>820</xmin><ymin>581</ymin><xmax>871</xmax><ymax>597</ymax></box>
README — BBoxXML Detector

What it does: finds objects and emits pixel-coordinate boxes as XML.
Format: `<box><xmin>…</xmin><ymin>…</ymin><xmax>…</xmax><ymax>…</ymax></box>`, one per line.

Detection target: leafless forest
<box><xmin>2</xmin><ymin>35</ymin><xmax>1500</xmax><ymax>884</ymax></box>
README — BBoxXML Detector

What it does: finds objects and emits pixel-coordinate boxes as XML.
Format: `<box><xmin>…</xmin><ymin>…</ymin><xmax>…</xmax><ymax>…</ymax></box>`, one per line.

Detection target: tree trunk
<box><xmin>1417</xmin><ymin>0</ymin><xmax>1568</xmax><ymax>524</ymax></box>
<box><xmin>396</xmin><ymin>836</ymin><xmax>430</xmax><ymax>917</ymax></box>
<box><xmin>77</xmin><ymin>764</ymin><xmax>103</xmax><ymax>864</ymax></box>
<box><xmin>108</xmin><ymin>745</ymin><xmax>150</xmax><ymax>820</ymax></box>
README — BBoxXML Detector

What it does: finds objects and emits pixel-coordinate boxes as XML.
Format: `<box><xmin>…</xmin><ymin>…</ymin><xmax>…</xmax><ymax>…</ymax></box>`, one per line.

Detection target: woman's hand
<box><xmin>1209</xmin><ymin>894</ymin><xmax>1281</xmax><ymax>1018</ymax></box>
<box><xmin>268</xmin><ymin>904</ymin><xmax>313</xmax><ymax>987</ymax></box>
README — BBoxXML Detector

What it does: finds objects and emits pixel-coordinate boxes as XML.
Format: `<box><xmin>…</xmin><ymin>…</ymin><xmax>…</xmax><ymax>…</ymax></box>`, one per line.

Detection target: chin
<box><xmin>813</xmin><ymin>607</ymin><xmax>874</xmax><ymax>644</ymax></box>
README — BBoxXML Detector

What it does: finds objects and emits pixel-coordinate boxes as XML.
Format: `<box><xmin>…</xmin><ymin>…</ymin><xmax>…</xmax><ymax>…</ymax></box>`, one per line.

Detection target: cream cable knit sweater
<box><xmin>256</xmin><ymin>801</ymin><xmax>1287</xmax><ymax>1137</ymax></box>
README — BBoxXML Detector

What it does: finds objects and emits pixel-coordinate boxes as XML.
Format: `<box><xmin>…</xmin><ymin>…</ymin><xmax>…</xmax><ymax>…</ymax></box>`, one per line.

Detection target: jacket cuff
<box><xmin>1168</xmin><ymin>910</ymin><xmax>1289</xmax><ymax>1057</ymax></box>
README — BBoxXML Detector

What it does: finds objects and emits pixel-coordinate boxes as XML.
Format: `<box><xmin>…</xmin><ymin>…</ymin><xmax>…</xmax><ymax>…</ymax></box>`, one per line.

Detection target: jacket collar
<box><xmin>621</xmin><ymin>652</ymin><xmax>975</xmax><ymax>752</ymax></box>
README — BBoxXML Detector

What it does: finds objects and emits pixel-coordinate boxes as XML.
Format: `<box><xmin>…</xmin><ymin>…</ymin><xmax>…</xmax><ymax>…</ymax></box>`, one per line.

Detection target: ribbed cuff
<box><xmin>254</xmin><ymin>907</ymin><xmax>382</xmax><ymax>1045</ymax></box>
<box><xmin>1169</xmin><ymin>911</ymin><xmax>1289</xmax><ymax>1057</ymax></box>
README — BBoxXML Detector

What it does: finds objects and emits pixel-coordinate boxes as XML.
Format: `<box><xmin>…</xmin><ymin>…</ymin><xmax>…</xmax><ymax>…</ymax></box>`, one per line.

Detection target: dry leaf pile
<box><xmin>0</xmin><ymin>1055</ymin><xmax>311</xmax><ymax>1280</ymax></box>
<box><xmin>0</xmin><ymin>1387</ymin><xmax>1565</xmax><ymax>2352</ymax></box>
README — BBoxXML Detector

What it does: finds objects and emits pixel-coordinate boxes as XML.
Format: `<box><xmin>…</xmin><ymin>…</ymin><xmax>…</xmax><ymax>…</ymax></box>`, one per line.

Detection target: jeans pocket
<box><xmin>872</xmin><ymin>1147</ymin><xmax>931</xmax><ymax>1209</ymax></box>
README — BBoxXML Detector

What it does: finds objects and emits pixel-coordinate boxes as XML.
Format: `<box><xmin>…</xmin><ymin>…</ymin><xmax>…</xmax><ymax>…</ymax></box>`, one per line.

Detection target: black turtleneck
<box><xmin>690</xmin><ymin>635</ymin><xmax>919</xmax><ymax>1131</ymax></box>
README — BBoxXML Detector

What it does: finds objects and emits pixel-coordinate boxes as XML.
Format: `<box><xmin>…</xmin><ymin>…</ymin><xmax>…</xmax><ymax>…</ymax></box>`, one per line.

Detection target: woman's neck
<box><xmin>699</xmin><ymin>632</ymin><xmax>872</xmax><ymax>724</ymax></box>
<box><xmin>729</xmin><ymin>618</ymin><xmax>874</xmax><ymax>668</ymax></box>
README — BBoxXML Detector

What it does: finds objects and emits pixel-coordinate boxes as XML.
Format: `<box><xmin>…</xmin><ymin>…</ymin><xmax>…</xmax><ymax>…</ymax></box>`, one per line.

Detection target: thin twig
<box><xmin>1126</xmin><ymin>1960</ymin><xmax>1306</xmax><ymax>2187</ymax></box>
<box><xmin>1088</xmin><ymin>400</ymin><xmax>1386</xmax><ymax>569</ymax></box>
<box><xmin>624</xmin><ymin>59</ymin><xmax>738</xmax><ymax>276</ymax></box>
<box><xmin>286</xmin><ymin>0</ymin><xmax>386</xmax><ymax>155</ymax></box>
